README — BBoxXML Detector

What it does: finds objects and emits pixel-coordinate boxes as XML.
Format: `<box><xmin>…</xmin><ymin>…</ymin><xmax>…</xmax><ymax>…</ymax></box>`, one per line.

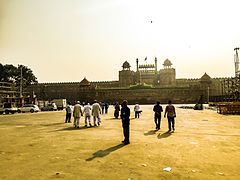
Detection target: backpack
<box><xmin>167</xmin><ymin>105</ymin><xmax>175</xmax><ymax>117</ymax></box>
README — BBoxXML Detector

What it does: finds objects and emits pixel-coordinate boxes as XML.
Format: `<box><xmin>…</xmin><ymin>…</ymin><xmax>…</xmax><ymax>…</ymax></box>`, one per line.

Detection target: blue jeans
<box><xmin>154</xmin><ymin>115</ymin><xmax>161</xmax><ymax>129</ymax></box>
<box><xmin>167</xmin><ymin>117</ymin><xmax>175</xmax><ymax>131</ymax></box>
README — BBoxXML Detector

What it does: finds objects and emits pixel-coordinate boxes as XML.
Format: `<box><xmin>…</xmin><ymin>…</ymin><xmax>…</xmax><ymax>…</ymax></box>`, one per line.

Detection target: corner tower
<box><xmin>119</xmin><ymin>61</ymin><xmax>135</xmax><ymax>87</ymax></box>
<box><xmin>159</xmin><ymin>59</ymin><xmax>176</xmax><ymax>86</ymax></box>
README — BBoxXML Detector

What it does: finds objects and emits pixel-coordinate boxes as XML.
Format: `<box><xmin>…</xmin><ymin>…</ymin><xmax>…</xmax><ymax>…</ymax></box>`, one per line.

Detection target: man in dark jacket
<box><xmin>153</xmin><ymin>101</ymin><xmax>163</xmax><ymax>130</ymax></box>
<box><xmin>120</xmin><ymin>100</ymin><xmax>130</xmax><ymax>145</ymax></box>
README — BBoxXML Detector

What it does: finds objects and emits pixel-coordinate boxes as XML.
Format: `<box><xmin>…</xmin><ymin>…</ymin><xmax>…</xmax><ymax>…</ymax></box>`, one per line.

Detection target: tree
<box><xmin>0</xmin><ymin>63</ymin><xmax>38</xmax><ymax>88</ymax></box>
<box><xmin>16</xmin><ymin>65</ymin><xmax>38</xmax><ymax>86</ymax></box>
<box><xmin>0</xmin><ymin>64</ymin><xmax>17</xmax><ymax>82</ymax></box>
<box><xmin>0</xmin><ymin>64</ymin><xmax>4</xmax><ymax>82</ymax></box>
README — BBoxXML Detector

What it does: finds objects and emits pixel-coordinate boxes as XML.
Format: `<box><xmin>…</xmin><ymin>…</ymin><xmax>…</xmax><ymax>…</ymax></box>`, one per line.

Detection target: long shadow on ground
<box><xmin>157</xmin><ymin>131</ymin><xmax>173</xmax><ymax>139</ymax></box>
<box><xmin>55</xmin><ymin>126</ymin><xmax>89</xmax><ymax>131</ymax></box>
<box><xmin>86</xmin><ymin>143</ymin><xmax>125</xmax><ymax>161</ymax></box>
<box><xmin>105</xmin><ymin>118</ymin><xmax>120</xmax><ymax>120</ymax></box>
<box><xmin>105</xmin><ymin>117</ymin><xmax>136</xmax><ymax>120</ymax></box>
<box><xmin>144</xmin><ymin>129</ymin><xmax>158</xmax><ymax>136</ymax></box>
<box><xmin>40</xmin><ymin>122</ymin><xmax>64</xmax><ymax>126</ymax></box>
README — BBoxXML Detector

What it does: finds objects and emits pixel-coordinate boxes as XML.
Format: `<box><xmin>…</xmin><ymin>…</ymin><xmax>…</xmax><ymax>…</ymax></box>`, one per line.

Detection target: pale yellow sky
<box><xmin>0</xmin><ymin>0</ymin><xmax>239</xmax><ymax>82</ymax></box>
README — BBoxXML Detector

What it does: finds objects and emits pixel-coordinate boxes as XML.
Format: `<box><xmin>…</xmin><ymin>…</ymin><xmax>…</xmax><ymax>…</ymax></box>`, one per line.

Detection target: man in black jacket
<box><xmin>153</xmin><ymin>101</ymin><xmax>163</xmax><ymax>130</ymax></box>
<box><xmin>120</xmin><ymin>100</ymin><xmax>130</xmax><ymax>145</ymax></box>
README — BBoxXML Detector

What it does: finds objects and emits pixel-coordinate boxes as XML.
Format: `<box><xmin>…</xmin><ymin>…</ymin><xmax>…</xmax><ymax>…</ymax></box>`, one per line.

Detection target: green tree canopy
<box><xmin>0</xmin><ymin>63</ymin><xmax>38</xmax><ymax>88</ymax></box>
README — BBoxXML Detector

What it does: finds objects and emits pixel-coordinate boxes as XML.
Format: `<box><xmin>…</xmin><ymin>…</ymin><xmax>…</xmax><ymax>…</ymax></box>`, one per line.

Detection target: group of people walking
<box><xmin>65</xmin><ymin>100</ymin><xmax>102</xmax><ymax>128</ymax></box>
<box><xmin>120</xmin><ymin>100</ymin><xmax>176</xmax><ymax>145</ymax></box>
<box><xmin>153</xmin><ymin>100</ymin><xmax>176</xmax><ymax>132</ymax></box>
<box><xmin>65</xmin><ymin>99</ymin><xmax>176</xmax><ymax>145</ymax></box>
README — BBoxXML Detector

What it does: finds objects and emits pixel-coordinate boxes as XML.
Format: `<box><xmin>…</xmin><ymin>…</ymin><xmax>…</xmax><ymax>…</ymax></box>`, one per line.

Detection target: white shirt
<box><xmin>83</xmin><ymin>104</ymin><xmax>91</xmax><ymax>116</ymax></box>
<box><xmin>134</xmin><ymin>104</ymin><xmax>141</xmax><ymax>112</ymax></box>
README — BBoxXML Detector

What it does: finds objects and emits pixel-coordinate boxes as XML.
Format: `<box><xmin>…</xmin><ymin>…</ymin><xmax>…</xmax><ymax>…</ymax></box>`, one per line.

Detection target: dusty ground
<box><xmin>0</xmin><ymin>105</ymin><xmax>240</xmax><ymax>180</ymax></box>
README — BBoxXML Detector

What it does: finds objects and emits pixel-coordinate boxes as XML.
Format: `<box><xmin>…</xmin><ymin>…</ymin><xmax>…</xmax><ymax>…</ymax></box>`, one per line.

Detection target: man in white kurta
<box><xmin>92</xmin><ymin>100</ymin><xmax>102</xmax><ymax>126</ymax></box>
<box><xmin>73</xmin><ymin>101</ymin><xmax>83</xmax><ymax>128</ymax></box>
<box><xmin>83</xmin><ymin>103</ymin><xmax>92</xmax><ymax>127</ymax></box>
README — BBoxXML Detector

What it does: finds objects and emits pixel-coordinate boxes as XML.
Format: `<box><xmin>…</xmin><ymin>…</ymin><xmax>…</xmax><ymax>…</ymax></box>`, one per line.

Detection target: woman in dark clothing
<box><xmin>120</xmin><ymin>100</ymin><xmax>130</xmax><ymax>145</ymax></box>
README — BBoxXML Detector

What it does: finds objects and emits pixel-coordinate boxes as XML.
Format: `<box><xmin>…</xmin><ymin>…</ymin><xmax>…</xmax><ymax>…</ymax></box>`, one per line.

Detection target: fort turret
<box><xmin>159</xmin><ymin>59</ymin><xmax>176</xmax><ymax>86</ymax></box>
<box><xmin>119</xmin><ymin>61</ymin><xmax>135</xmax><ymax>87</ymax></box>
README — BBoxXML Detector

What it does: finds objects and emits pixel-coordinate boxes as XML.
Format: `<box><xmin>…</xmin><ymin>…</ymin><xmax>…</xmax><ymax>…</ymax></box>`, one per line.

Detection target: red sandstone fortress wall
<box><xmin>26</xmin><ymin>60</ymin><xmax>230</xmax><ymax>104</ymax></box>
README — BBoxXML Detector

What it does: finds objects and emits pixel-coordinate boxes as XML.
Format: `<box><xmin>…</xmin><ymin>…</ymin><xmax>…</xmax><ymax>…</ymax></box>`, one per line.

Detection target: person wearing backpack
<box><xmin>164</xmin><ymin>100</ymin><xmax>176</xmax><ymax>132</ymax></box>
<box><xmin>65</xmin><ymin>102</ymin><xmax>72</xmax><ymax>123</ymax></box>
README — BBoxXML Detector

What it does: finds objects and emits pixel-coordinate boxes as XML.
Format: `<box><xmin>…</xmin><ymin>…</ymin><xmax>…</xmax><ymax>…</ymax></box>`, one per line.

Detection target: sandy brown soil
<box><xmin>0</xmin><ymin>105</ymin><xmax>240</xmax><ymax>180</ymax></box>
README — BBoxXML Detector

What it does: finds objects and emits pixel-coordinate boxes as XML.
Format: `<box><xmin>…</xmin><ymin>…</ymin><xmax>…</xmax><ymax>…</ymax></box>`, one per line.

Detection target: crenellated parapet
<box><xmin>177</xmin><ymin>78</ymin><xmax>199</xmax><ymax>81</ymax></box>
<box><xmin>35</xmin><ymin>81</ymin><xmax>81</xmax><ymax>86</ymax></box>
<box><xmin>212</xmin><ymin>77</ymin><xmax>229</xmax><ymax>81</ymax></box>
<box><xmin>91</xmin><ymin>80</ymin><xmax>119</xmax><ymax>84</ymax></box>
<box><xmin>91</xmin><ymin>81</ymin><xmax>120</xmax><ymax>88</ymax></box>
<box><xmin>32</xmin><ymin>83</ymin><xmax>78</xmax><ymax>90</ymax></box>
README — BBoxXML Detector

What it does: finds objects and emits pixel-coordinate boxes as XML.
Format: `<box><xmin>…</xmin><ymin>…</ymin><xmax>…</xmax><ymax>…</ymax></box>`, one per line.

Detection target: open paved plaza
<box><xmin>0</xmin><ymin>105</ymin><xmax>240</xmax><ymax>179</ymax></box>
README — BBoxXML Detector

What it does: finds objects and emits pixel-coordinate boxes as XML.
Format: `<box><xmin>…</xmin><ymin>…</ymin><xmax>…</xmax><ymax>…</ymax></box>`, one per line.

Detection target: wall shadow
<box><xmin>86</xmin><ymin>143</ymin><xmax>125</xmax><ymax>161</ymax></box>
<box><xmin>157</xmin><ymin>131</ymin><xmax>173</xmax><ymax>139</ymax></box>
<box><xmin>144</xmin><ymin>130</ymin><xmax>158</xmax><ymax>136</ymax></box>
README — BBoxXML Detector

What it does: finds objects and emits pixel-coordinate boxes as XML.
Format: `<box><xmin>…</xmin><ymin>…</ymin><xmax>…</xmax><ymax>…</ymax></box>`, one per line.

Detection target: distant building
<box><xmin>0</xmin><ymin>82</ymin><xmax>18</xmax><ymax>99</ymax></box>
<box><xmin>27</xmin><ymin>58</ymin><xmax>228</xmax><ymax>104</ymax></box>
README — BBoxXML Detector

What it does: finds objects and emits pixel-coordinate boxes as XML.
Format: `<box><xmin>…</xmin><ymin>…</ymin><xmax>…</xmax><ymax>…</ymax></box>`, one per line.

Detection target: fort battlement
<box><xmin>177</xmin><ymin>78</ymin><xmax>199</xmax><ymax>81</ymax></box>
<box><xmin>26</xmin><ymin>59</ymin><xmax>232</xmax><ymax>104</ymax></box>
<box><xmin>36</xmin><ymin>82</ymin><xmax>80</xmax><ymax>85</ymax></box>
<box><xmin>212</xmin><ymin>77</ymin><xmax>229</xmax><ymax>80</ymax></box>
<box><xmin>91</xmin><ymin>81</ymin><xmax>120</xmax><ymax>88</ymax></box>
<box><xmin>91</xmin><ymin>80</ymin><xmax>119</xmax><ymax>84</ymax></box>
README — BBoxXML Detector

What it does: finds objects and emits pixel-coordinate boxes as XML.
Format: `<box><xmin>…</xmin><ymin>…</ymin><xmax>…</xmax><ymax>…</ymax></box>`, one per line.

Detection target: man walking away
<box><xmin>164</xmin><ymin>100</ymin><xmax>176</xmax><ymax>132</ymax></box>
<box><xmin>121</xmin><ymin>100</ymin><xmax>130</xmax><ymax>145</ymax></box>
<box><xmin>73</xmin><ymin>101</ymin><xmax>83</xmax><ymax>128</ymax></box>
<box><xmin>92</xmin><ymin>100</ymin><xmax>102</xmax><ymax>126</ymax></box>
<box><xmin>104</xmin><ymin>102</ymin><xmax>109</xmax><ymax>114</ymax></box>
<box><xmin>83</xmin><ymin>103</ymin><xmax>92</xmax><ymax>127</ymax></box>
<box><xmin>153</xmin><ymin>101</ymin><xmax>163</xmax><ymax>130</ymax></box>
<box><xmin>65</xmin><ymin>102</ymin><xmax>72</xmax><ymax>123</ymax></box>
<box><xmin>100</xmin><ymin>102</ymin><xmax>105</xmax><ymax>114</ymax></box>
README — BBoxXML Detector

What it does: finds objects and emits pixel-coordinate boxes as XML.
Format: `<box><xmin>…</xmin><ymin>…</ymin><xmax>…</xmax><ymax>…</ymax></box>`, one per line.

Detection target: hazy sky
<box><xmin>0</xmin><ymin>0</ymin><xmax>239</xmax><ymax>83</ymax></box>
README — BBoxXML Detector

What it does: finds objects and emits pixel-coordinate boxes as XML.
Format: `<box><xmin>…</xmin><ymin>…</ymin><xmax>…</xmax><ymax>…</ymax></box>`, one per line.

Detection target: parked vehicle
<box><xmin>19</xmin><ymin>104</ymin><xmax>40</xmax><ymax>113</ymax></box>
<box><xmin>0</xmin><ymin>103</ymin><xmax>18</xmax><ymax>114</ymax></box>
<box><xmin>41</xmin><ymin>103</ymin><xmax>57</xmax><ymax>111</ymax></box>
<box><xmin>52</xmin><ymin>99</ymin><xmax>67</xmax><ymax>110</ymax></box>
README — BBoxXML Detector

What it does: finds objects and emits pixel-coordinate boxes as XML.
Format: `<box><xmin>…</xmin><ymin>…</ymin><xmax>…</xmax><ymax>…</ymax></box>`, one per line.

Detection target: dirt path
<box><xmin>0</xmin><ymin>105</ymin><xmax>239</xmax><ymax>179</ymax></box>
